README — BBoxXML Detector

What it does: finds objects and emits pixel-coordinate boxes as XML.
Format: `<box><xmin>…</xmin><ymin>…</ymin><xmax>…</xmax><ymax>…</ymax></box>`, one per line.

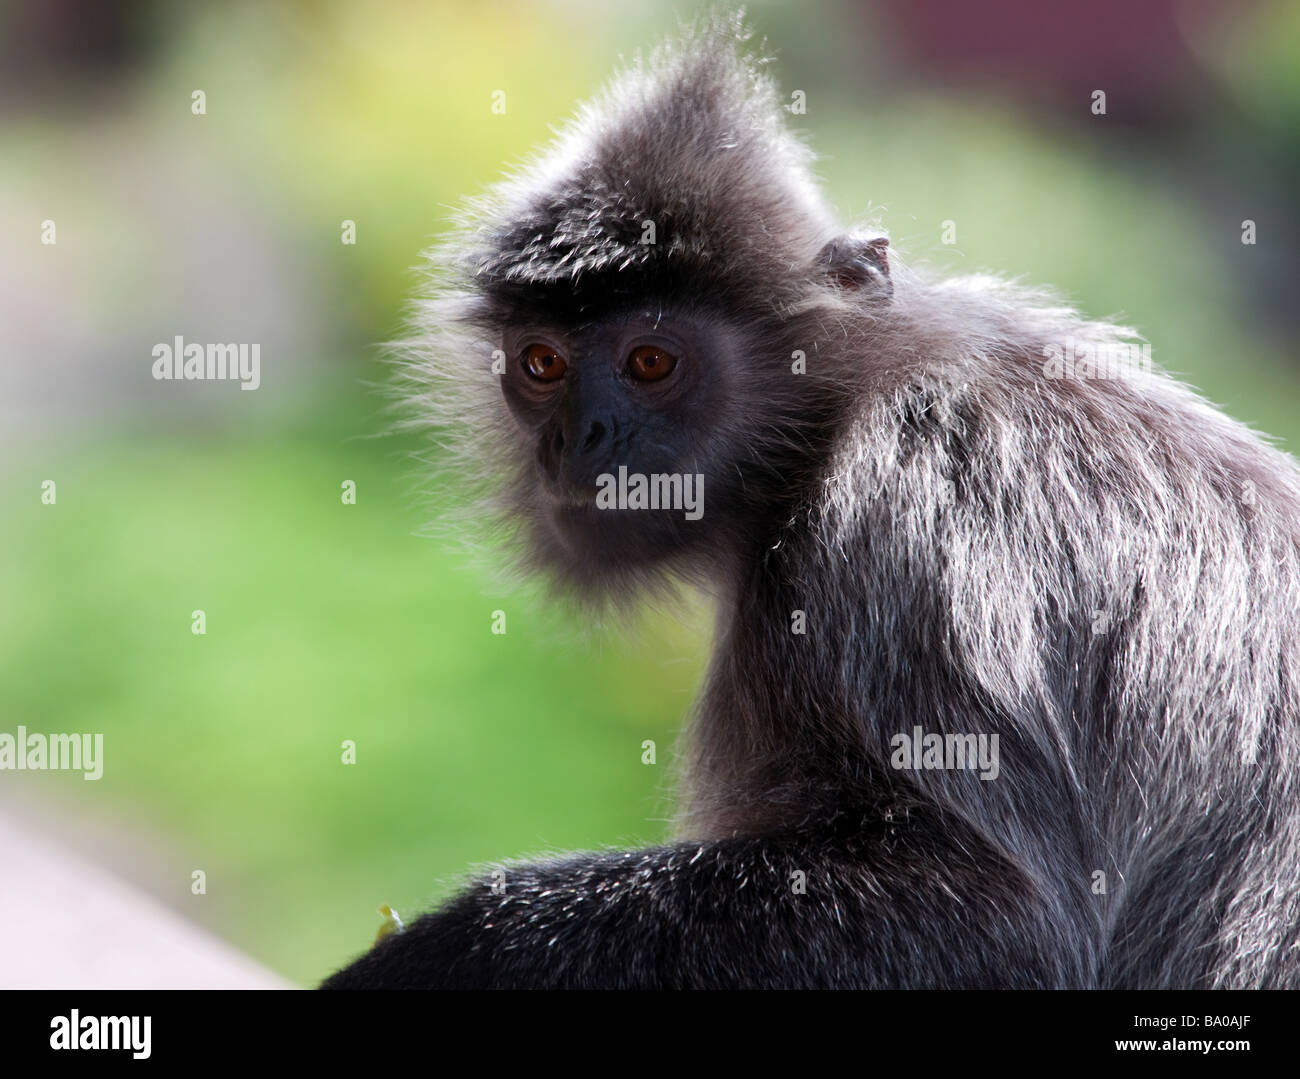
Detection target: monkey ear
<box><xmin>815</xmin><ymin>235</ymin><xmax>892</xmax><ymax>301</ymax></box>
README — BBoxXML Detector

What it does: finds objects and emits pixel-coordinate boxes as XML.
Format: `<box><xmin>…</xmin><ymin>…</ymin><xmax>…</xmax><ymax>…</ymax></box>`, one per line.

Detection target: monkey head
<box><xmin>420</xmin><ymin>16</ymin><xmax>891</xmax><ymax>594</ymax></box>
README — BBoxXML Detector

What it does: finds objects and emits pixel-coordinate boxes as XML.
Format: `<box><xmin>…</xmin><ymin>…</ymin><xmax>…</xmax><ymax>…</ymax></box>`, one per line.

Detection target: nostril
<box><xmin>581</xmin><ymin>421</ymin><xmax>606</xmax><ymax>453</ymax></box>
<box><xmin>553</xmin><ymin>429</ymin><xmax>564</xmax><ymax>452</ymax></box>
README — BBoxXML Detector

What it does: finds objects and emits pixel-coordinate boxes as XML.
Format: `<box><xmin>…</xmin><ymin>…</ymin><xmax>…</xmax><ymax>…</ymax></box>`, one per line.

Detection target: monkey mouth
<box><xmin>546</xmin><ymin>484</ymin><xmax>601</xmax><ymax>510</ymax></box>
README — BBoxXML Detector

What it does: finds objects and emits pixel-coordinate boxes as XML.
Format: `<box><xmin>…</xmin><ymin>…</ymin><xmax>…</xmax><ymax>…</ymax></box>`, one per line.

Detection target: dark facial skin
<box><xmin>500</xmin><ymin>307</ymin><xmax>744</xmax><ymax>567</ymax></box>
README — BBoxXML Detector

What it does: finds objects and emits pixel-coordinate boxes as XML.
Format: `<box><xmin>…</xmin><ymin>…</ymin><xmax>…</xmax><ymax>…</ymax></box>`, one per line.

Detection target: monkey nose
<box><xmin>557</xmin><ymin>416</ymin><xmax>615</xmax><ymax>489</ymax></box>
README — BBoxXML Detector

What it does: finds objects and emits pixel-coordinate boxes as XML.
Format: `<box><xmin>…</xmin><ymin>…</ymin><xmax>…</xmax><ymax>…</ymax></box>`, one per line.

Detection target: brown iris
<box><xmin>522</xmin><ymin>343</ymin><xmax>567</xmax><ymax>381</ymax></box>
<box><xmin>627</xmin><ymin>345</ymin><xmax>677</xmax><ymax>382</ymax></box>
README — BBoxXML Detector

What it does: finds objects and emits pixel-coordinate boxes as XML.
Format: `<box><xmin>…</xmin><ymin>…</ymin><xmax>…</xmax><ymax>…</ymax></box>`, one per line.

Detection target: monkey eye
<box><xmin>627</xmin><ymin>345</ymin><xmax>678</xmax><ymax>382</ymax></box>
<box><xmin>522</xmin><ymin>343</ymin><xmax>567</xmax><ymax>382</ymax></box>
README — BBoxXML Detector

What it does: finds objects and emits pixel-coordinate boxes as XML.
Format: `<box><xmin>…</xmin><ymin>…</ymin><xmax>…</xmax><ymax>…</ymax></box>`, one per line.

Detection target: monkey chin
<box><xmin>543</xmin><ymin>498</ymin><xmax>698</xmax><ymax>575</ymax></box>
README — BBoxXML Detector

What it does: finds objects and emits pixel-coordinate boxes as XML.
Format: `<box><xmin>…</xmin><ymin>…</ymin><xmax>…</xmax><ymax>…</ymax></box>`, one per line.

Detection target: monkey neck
<box><xmin>681</xmin><ymin>527</ymin><xmax>862</xmax><ymax>838</ymax></box>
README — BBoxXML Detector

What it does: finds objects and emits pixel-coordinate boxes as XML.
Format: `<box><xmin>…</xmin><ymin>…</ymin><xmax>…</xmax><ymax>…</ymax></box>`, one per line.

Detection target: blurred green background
<box><xmin>1</xmin><ymin>0</ymin><xmax>1298</xmax><ymax>985</ymax></box>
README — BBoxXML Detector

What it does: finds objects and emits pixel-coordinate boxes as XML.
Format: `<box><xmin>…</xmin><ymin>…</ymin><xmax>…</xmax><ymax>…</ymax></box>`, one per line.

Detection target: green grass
<box><xmin>0</xmin><ymin>398</ymin><xmax>707</xmax><ymax>985</ymax></box>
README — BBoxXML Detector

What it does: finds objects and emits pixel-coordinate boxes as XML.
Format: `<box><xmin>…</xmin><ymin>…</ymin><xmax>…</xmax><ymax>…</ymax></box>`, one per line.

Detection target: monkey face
<box><xmin>497</xmin><ymin>305</ymin><xmax>750</xmax><ymax>568</ymax></box>
<box><xmin>473</xmin><ymin>229</ymin><xmax>890</xmax><ymax>580</ymax></box>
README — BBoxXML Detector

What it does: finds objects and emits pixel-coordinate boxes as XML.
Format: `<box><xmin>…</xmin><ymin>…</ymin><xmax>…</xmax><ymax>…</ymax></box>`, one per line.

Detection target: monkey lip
<box><xmin>547</xmin><ymin>484</ymin><xmax>601</xmax><ymax>509</ymax></box>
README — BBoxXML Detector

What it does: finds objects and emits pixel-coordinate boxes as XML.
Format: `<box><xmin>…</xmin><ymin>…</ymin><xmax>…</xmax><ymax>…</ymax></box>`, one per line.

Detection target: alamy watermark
<box><xmin>50</xmin><ymin>1010</ymin><xmax>150</xmax><ymax>1059</ymax></box>
<box><xmin>890</xmin><ymin>725</ymin><xmax>1000</xmax><ymax>781</ymax></box>
<box><xmin>1042</xmin><ymin>338</ymin><xmax>1152</xmax><ymax>381</ymax></box>
<box><xmin>595</xmin><ymin>466</ymin><xmax>703</xmax><ymax>520</ymax></box>
<box><xmin>0</xmin><ymin>726</ymin><xmax>103</xmax><ymax>780</ymax></box>
<box><xmin>151</xmin><ymin>336</ymin><xmax>261</xmax><ymax>390</ymax></box>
